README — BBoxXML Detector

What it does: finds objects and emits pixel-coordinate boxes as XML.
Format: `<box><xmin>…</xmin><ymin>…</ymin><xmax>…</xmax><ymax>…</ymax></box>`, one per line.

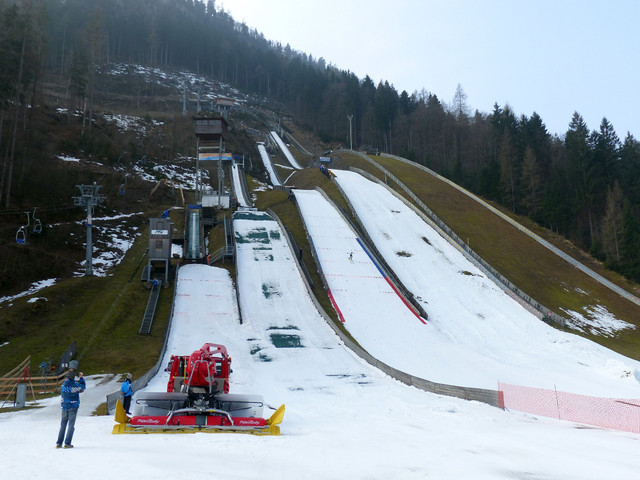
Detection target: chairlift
<box><xmin>119</xmin><ymin>175</ymin><xmax>127</xmax><ymax>195</ymax></box>
<box><xmin>31</xmin><ymin>207</ymin><xmax>42</xmax><ymax>234</ymax></box>
<box><xmin>16</xmin><ymin>226</ymin><xmax>27</xmax><ymax>245</ymax></box>
<box><xmin>15</xmin><ymin>211</ymin><xmax>31</xmax><ymax>245</ymax></box>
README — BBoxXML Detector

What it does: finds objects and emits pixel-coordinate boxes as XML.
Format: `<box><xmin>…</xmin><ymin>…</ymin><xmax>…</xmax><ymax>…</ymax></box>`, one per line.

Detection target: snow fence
<box><xmin>499</xmin><ymin>383</ymin><xmax>640</xmax><ymax>434</ymax></box>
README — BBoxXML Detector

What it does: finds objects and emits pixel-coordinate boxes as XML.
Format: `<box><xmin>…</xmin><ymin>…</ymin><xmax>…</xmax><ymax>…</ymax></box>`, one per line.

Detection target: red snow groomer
<box><xmin>112</xmin><ymin>343</ymin><xmax>284</xmax><ymax>435</ymax></box>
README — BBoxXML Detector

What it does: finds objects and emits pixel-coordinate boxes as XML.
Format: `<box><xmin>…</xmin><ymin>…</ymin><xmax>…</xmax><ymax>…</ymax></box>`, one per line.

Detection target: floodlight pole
<box><xmin>196</xmin><ymin>137</ymin><xmax>201</xmax><ymax>204</ymax></box>
<box><xmin>73</xmin><ymin>184</ymin><xmax>105</xmax><ymax>276</ymax></box>
<box><xmin>347</xmin><ymin>115</ymin><xmax>353</xmax><ymax>150</ymax></box>
<box><xmin>218</xmin><ymin>136</ymin><xmax>223</xmax><ymax>207</ymax></box>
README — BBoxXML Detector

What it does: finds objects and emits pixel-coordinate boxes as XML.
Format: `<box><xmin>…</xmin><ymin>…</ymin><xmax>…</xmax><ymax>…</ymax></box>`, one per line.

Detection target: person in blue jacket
<box><xmin>56</xmin><ymin>371</ymin><xmax>86</xmax><ymax>449</ymax></box>
<box><xmin>120</xmin><ymin>373</ymin><xmax>133</xmax><ymax>414</ymax></box>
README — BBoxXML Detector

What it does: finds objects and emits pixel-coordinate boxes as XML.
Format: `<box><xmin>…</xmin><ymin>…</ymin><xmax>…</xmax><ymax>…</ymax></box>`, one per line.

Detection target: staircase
<box><xmin>139</xmin><ymin>279</ymin><xmax>162</xmax><ymax>334</ymax></box>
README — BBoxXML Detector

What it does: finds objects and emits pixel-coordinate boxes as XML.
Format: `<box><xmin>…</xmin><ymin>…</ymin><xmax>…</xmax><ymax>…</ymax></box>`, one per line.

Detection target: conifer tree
<box><xmin>620</xmin><ymin>200</ymin><xmax>640</xmax><ymax>280</ymax></box>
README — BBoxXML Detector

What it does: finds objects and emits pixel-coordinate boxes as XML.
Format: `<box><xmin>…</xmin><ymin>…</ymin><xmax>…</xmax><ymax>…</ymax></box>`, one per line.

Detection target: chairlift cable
<box><xmin>0</xmin><ymin>205</ymin><xmax>75</xmax><ymax>216</ymax></box>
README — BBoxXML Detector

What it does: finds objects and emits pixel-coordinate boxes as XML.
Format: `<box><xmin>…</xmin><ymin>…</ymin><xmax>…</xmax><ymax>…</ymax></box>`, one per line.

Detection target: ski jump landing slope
<box><xmin>4</xmin><ymin>211</ymin><xmax>640</xmax><ymax>479</ymax></box>
<box><xmin>231</xmin><ymin>162</ymin><xmax>251</xmax><ymax>207</ymax></box>
<box><xmin>294</xmin><ymin>173</ymin><xmax>640</xmax><ymax>400</ymax></box>
<box><xmin>270</xmin><ymin>130</ymin><xmax>302</xmax><ymax>169</ymax></box>
<box><xmin>257</xmin><ymin>143</ymin><xmax>281</xmax><ymax>186</ymax></box>
<box><xmin>232</xmin><ymin>210</ymin><xmax>385</xmax><ymax>397</ymax></box>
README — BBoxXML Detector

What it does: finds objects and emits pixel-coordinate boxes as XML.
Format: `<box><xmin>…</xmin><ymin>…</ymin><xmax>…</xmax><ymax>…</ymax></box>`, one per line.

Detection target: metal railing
<box><xmin>139</xmin><ymin>279</ymin><xmax>162</xmax><ymax>335</ymax></box>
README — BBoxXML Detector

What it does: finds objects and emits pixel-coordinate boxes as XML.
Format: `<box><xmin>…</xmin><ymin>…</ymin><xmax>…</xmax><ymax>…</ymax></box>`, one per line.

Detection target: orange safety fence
<box><xmin>499</xmin><ymin>382</ymin><xmax>640</xmax><ymax>434</ymax></box>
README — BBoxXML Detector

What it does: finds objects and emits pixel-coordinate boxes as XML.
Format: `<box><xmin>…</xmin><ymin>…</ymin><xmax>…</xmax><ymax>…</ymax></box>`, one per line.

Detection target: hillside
<box><xmin>0</xmin><ymin>66</ymin><xmax>266</xmax><ymax>373</ymax></box>
<box><xmin>2</xmin><ymin>62</ymin><xmax>640</xmax><ymax>383</ymax></box>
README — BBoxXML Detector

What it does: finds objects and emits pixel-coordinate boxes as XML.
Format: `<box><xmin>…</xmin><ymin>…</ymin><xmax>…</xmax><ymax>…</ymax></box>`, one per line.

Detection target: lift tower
<box><xmin>73</xmin><ymin>183</ymin><xmax>105</xmax><ymax>276</ymax></box>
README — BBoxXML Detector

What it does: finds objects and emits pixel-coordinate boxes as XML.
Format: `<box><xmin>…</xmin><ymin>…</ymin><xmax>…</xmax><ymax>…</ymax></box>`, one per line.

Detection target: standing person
<box><xmin>120</xmin><ymin>373</ymin><xmax>133</xmax><ymax>415</ymax></box>
<box><xmin>56</xmin><ymin>371</ymin><xmax>86</xmax><ymax>449</ymax></box>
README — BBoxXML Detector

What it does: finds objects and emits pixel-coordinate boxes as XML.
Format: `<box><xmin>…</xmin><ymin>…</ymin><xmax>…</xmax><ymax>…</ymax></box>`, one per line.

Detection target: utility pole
<box><xmin>73</xmin><ymin>183</ymin><xmax>105</xmax><ymax>276</ymax></box>
<box><xmin>217</xmin><ymin>136</ymin><xmax>224</xmax><ymax>208</ymax></box>
<box><xmin>195</xmin><ymin>135</ymin><xmax>201</xmax><ymax>204</ymax></box>
<box><xmin>183</xmin><ymin>83</ymin><xmax>187</xmax><ymax>116</ymax></box>
<box><xmin>347</xmin><ymin>114</ymin><xmax>353</xmax><ymax>150</ymax></box>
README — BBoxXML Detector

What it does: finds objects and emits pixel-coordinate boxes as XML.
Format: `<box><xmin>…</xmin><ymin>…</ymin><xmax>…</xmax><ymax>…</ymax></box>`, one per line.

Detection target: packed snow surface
<box><xmin>3</xmin><ymin>172</ymin><xmax>640</xmax><ymax>479</ymax></box>
<box><xmin>231</xmin><ymin>163</ymin><xmax>252</xmax><ymax>207</ymax></box>
<box><xmin>323</xmin><ymin>169</ymin><xmax>640</xmax><ymax>396</ymax></box>
<box><xmin>257</xmin><ymin>143</ymin><xmax>281</xmax><ymax>186</ymax></box>
<box><xmin>270</xmin><ymin>130</ymin><xmax>302</xmax><ymax>169</ymax></box>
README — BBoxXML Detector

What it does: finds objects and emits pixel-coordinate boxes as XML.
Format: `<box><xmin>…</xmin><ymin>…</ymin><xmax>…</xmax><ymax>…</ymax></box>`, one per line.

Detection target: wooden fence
<box><xmin>1</xmin><ymin>356</ymin><xmax>68</xmax><ymax>404</ymax></box>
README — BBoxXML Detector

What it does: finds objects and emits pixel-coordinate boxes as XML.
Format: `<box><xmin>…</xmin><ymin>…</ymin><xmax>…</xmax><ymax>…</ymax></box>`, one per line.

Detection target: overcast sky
<box><xmin>220</xmin><ymin>0</ymin><xmax>640</xmax><ymax>140</ymax></box>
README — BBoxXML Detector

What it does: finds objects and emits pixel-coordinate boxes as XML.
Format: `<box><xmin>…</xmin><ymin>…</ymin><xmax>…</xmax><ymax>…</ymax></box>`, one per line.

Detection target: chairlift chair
<box><xmin>31</xmin><ymin>207</ymin><xmax>42</xmax><ymax>234</ymax></box>
<box><xmin>15</xmin><ymin>211</ymin><xmax>30</xmax><ymax>245</ymax></box>
<box><xmin>32</xmin><ymin>218</ymin><xmax>42</xmax><ymax>234</ymax></box>
<box><xmin>16</xmin><ymin>226</ymin><xmax>27</xmax><ymax>245</ymax></box>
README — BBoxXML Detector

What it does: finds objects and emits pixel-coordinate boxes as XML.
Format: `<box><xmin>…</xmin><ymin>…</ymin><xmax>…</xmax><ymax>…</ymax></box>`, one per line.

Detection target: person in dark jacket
<box><xmin>120</xmin><ymin>373</ymin><xmax>133</xmax><ymax>414</ymax></box>
<box><xmin>56</xmin><ymin>371</ymin><xmax>86</xmax><ymax>448</ymax></box>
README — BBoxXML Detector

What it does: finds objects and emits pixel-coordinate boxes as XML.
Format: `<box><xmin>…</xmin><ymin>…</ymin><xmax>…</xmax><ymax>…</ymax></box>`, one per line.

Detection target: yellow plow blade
<box><xmin>111</xmin><ymin>423</ymin><xmax>281</xmax><ymax>435</ymax></box>
<box><xmin>111</xmin><ymin>400</ymin><xmax>284</xmax><ymax>436</ymax></box>
<box><xmin>114</xmin><ymin>399</ymin><xmax>130</xmax><ymax>424</ymax></box>
<box><xmin>267</xmin><ymin>404</ymin><xmax>285</xmax><ymax>425</ymax></box>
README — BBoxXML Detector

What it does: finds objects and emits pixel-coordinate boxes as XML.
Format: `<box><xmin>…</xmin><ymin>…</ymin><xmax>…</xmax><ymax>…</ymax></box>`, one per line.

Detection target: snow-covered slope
<box><xmin>257</xmin><ymin>143</ymin><xmax>281</xmax><ymax>186</ymax></box>
<box><xmin>270</xmin><ymin>130</ymin><xmax>302</xmax><ymax>169</ymax></box>
<box><xmin>231</xmin><ymin>162</ymin><xmax>252</xmax><ymax>207</ymax></box>
<box><xmin>3</xmin><ymin>173</ymin><xmax>640</xmax><ymax>479</ymax></box>
<box><xmin>326</xmin><ymin>169</ymin><xmax>640</xmax><ymax>397</ymax></box>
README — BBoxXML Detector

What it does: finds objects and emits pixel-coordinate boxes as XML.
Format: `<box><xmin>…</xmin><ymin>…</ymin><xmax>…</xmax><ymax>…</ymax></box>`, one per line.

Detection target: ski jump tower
<box><xmin>183</xmin><ymin>115</ymin><xmax>229</xmax><ymax>264</ymax></box>
<box><xmin>194</xmin><ymin>114</ymin><xmax>229</xmax><ymax>209</ymax></box>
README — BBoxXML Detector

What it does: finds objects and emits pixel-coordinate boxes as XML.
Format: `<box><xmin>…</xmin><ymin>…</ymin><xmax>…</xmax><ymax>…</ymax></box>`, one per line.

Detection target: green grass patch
<box><xmin>270</xmin><ymin>333</ymin><xmax>303</xmax><ymax>348</ymax></box>
<box><xmin>261</xmin><ymin>283</ymin><xmax>281</xmax><ymax>299</ymax></box>
<box><xmin>0</xmin><ymin>225</ymin><xmax>171</xmax><ymax>377</ymax></box>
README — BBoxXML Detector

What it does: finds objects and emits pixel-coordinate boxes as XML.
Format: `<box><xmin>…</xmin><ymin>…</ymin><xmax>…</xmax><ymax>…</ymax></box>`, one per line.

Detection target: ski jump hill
<box><xmin>134</xmin><ymin>165</ymin><xmax>640</xmax><ymax>433</ymax></box>
<box><xmin>6</xmin><ymin>159</ymin><xmax>640</xmax><ymax>479</ymax></box>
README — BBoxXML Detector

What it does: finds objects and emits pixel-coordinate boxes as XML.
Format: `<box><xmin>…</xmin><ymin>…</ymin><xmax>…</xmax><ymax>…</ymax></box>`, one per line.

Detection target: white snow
<box><xmin>562</xmin><ymin>303</ymin><xmax>636</xmax><ymax>335</ymax></box>
<box><xmin>3</xmin><ymin>171</ymin><xmax>640</xmax><ymax>479</ymax></box>
<box><xmin>103</xmin><ymin>113</ymin><xmax>159</xmax><ymax>134</ymax></box>
<box><xmin>57</xmin><ymin>154</ymin><xmax>81</xmax><ymax>162</ymax></box>
<box><xmin>0</xmin><ymin>278</ymin><xmax>57</xmax><ymax>305</ymax></box>
<box><xmin>73</xmin><ymin>213</ymin><xmax>142</xmax><ymax>277</ymax></box>
<box><xmin>325</xmin><ymin>169</ymin><xmax>640</xmax><ymax>397</ymax></box>
<box><xmin>231</xmin><ymin>162</ymin><xmax>252</xmax><ymax>207</ymax></box>
<box><xmin>257</xmin><ymin>143</ymin><xmax>281</xmax><ymax>186</ymax></box>
<box><xmin>270</xmin><ymin>130</ymin><xmax>302</xmax><ymax>169</ymax></box>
